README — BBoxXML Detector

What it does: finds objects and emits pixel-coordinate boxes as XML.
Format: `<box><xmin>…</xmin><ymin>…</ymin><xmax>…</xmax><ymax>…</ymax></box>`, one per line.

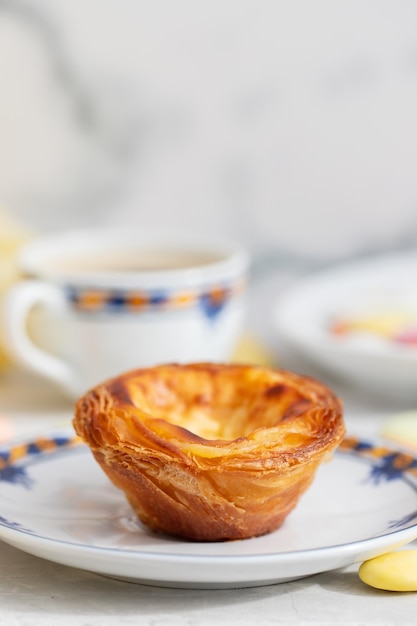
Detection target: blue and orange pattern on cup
<box><xmin>67</xmin><ymin>278</ymin><xmax>246</xmax><ymax>320</ymax></box>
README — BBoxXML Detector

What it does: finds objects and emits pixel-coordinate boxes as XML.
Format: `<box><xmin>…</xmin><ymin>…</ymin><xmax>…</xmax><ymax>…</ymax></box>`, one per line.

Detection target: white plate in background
<box><xmin>273</xmin><ymin>251</ymin><xmax>417</xmax><ymax>399</ymax></box>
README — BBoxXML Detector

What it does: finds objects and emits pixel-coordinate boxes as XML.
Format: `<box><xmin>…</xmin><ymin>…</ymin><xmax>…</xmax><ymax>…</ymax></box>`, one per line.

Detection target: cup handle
<box><xmin>1</xmin><ymin>280</ymin><xmax>79</xmax><ymax>396</ymax></box>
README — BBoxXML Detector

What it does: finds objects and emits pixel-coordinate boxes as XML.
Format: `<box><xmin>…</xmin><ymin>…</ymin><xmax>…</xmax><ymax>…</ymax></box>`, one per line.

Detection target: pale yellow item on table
<box><xmin>0</xmin><ymin>207</ymin><xmax>32</xmax><ymax>367</ymax></box>
<box><xmin>381</xmin><ymin>410</ymin><xmax>417</xmax><ymax>451</ymax></box>
<box><xmin>232</xmin><ymin>333</ymin><xmax>275</xmax><ymax>367</ymax></box>
<box><xmin>359</xmin><ymin>550</ymin><xmax>417</xmax><ymax>591</ymax></box>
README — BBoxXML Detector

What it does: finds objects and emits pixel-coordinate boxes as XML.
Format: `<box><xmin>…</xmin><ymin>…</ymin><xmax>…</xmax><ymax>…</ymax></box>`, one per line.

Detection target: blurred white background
<box><xmin>1</xmin><ymin>0</ymin><xmax>417</xmax><ymax>264</ymax></box>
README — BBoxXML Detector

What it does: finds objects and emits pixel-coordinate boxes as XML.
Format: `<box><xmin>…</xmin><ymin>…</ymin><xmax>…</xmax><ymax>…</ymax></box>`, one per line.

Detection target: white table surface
<box><xmin>1</xmin><ymin>358</ymin><xmax>417</xmax><ymax>626</ymax></box>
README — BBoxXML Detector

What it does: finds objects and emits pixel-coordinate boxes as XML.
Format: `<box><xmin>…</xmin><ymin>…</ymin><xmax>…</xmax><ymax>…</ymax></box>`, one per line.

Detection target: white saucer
<box><xmin>274</xmin><ymin>250</ymin><xmax>417</xmax><ymax>398</ymax></box>
<box><xmin>1</xmin><ymin>430</ymin><xmax>417</xmax><ymax>588</ymax></box>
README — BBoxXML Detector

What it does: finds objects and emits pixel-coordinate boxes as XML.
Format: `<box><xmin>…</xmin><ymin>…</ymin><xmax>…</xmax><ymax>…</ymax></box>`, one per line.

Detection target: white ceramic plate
<box><xmin>274</xmin><ymin>251</ymin><xmax>417</xmax><ymax>398</ymax></box>
<box><xmin>1</xmin><ymin>431</ymin><xmax>417</xmax><ymax>589</ymax></box>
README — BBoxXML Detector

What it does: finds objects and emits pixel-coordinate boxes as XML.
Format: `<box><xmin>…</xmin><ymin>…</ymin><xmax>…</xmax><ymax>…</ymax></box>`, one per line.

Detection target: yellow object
<box><xmin>332</xmin><ymin>313</ymin><xmax>417</xmax><ymax>338</ymax></box>
<box><xmin>0</xmin><ymin>206</ymin><xmax>32</xmax><ymax>367</ymax></box>
<box><xmin>232</xmin><ymin>333</ymin><xmax>275</xmax><ymax>367</ymax></box>
<box><xmin>381</xmin><ymin>410</ymin><xmax>417</xmax><ymax>451</ymax></box>
<box><xmin>359</xmin><ymin>550</ymin><xmax>417</xmax><ymax>591</ymax></box>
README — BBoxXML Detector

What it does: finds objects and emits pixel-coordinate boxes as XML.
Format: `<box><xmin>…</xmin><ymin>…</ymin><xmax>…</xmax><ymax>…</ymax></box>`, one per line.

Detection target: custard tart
<box><xmin>73</xmin><ymin>363</ymin><xmax>344</xmax><ymax>541</ymax></box>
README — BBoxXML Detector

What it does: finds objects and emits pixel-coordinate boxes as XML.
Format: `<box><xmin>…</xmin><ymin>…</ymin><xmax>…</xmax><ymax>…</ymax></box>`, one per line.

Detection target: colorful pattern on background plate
<box><xmin>66</xmin><ymin>279</ymin><xmax>245</xmax><ymax>320</ymax></box>
<box><xmin>330</xmin><ymin>312</ymin><xmax>417</xmax><ymax>347</ymax></box>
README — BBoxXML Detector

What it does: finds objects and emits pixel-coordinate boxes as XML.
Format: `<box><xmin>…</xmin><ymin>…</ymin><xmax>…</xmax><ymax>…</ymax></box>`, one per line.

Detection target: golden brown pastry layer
<box><xmin>73</xmin><ymin>363</ymin><xmax>344</xmax><ymax>541</ymax></box>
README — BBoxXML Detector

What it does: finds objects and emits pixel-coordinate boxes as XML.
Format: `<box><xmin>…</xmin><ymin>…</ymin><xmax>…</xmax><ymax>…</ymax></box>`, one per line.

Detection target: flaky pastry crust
<box><xmin>73</xmin><ymin>363</ymin><xmax>344</xmax><ymax>541</ymax></box>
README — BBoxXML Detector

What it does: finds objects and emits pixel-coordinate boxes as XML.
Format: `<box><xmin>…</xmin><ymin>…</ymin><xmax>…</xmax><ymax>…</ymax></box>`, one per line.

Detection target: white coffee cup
<box><xmin>1</xmin><ymin>229</ymin><xmax>249</xmax><ymax>398</ymax></box>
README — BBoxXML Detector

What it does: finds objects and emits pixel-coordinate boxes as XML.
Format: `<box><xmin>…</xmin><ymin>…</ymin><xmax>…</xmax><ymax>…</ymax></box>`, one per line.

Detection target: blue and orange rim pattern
<box><xmin>1</xmin><ymin>433</ymin><xmax>417</xmax><ymax>489</ymax></box>
<box><xmin>66</xmin><ymin>278</ymin><xmax>246</xmax><ymax>318</ymax></box>
<box><xmin>0</xmin><ymin>435</ymin><xmax>81</xmax><ymax>488</ymax></box>
<box><xmin>340</xmin><ymin>436</ymin><xmax>417</xmax><ymax>483</ymax></box>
